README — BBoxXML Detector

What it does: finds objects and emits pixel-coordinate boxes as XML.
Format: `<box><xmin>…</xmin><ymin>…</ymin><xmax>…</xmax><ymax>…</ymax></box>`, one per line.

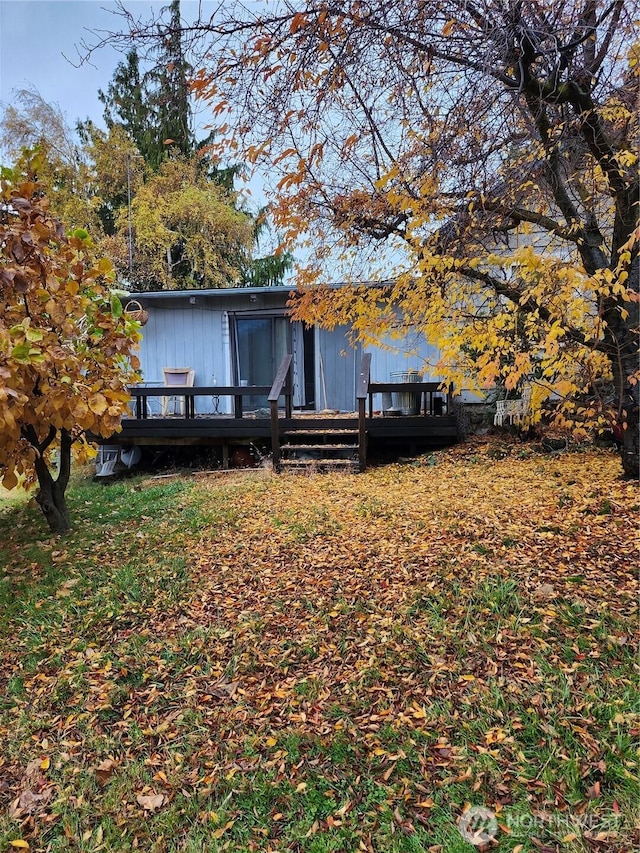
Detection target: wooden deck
<box><xmin>97</xmin><ymin>354</ymin><xmax>459</xmax><ymax>470</ymax></box>
<box><xmin>111</xmin><ymin>413</ymin><xmax>458</xmax><ymax>444</ymax></box>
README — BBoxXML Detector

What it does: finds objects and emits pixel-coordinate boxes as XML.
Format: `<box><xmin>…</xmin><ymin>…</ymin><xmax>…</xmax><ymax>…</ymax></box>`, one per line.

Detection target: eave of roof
<box><xmin>125</xmin><ymin>280</ymin><xmax>394</xmax><ymax>300</ymax></box>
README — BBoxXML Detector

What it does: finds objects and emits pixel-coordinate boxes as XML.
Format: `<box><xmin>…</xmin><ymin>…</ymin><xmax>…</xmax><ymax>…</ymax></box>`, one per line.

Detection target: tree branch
<box><xmin>456</xmin><ymin>263</ymin><xmax>606</xmax><ymax>354</ymax></box>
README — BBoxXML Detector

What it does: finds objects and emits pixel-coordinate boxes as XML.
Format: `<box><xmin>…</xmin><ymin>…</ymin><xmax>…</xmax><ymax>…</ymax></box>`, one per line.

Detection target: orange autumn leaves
<box><xmin>0</xmin><ymin>168</ymin><xmax>140</xmax><ymax>490</ymax></box>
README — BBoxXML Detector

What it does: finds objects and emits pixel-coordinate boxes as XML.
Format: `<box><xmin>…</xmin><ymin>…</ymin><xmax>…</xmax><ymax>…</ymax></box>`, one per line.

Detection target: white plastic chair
<box><xmin>162</xmin><ymin>368</ymin><xmax>195</xmax><ymax>416</ymax></box>
<box><xmin>494</xmin><ymin>386</ymin><xmax>532</xmax><ymax>426</ymax></box>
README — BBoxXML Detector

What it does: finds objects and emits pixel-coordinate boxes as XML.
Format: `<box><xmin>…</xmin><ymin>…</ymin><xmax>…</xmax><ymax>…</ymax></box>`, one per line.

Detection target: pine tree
<box><xmin>99</xmin><ymin>3</ymin><xmax>193</xmax><ymax>171</ymax></box>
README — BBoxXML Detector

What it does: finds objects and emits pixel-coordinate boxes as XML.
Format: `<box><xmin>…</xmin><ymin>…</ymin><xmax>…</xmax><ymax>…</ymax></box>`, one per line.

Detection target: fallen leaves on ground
<box><xmin>0</xmin><ymin>442</ymin><xmax>637</xmax><ymax>852</ymax></box>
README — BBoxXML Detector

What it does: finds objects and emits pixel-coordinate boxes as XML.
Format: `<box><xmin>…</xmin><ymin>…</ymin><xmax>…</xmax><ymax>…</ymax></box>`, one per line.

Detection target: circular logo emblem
<box><xmin>457</xmin><ymin>805</ymin><xmax>499</xmax><ymax>845</ymax></box>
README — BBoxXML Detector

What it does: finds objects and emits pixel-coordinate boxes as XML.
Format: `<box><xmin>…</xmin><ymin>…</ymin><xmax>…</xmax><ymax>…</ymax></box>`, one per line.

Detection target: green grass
<box><xmin>0</xmin><ymin>451</ymin><xmax>637</xmax><ymax>852</ymax></box>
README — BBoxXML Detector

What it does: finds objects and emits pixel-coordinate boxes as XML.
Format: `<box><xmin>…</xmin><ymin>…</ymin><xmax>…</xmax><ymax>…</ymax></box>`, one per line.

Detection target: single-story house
<box><xmin>125</xmin><ymin>284</ymin><xmax>445</xmax><ymax>415</ymax></box>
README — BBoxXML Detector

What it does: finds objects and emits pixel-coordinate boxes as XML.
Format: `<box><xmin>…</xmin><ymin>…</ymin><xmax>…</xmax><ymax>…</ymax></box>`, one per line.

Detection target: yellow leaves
<box><xmin>485</xmin><ymin>727</ymin><xmax>510</xmax><ymax>744</ymax></box>
<box><xmin>0</xmin><ymin>179</ymin><xmax>139</xmax><ymax>503</ymax></box>
<box><xmin>614</xmin><ymin>149</ymin><xmax>638</xmax><ymax>168</ymax></box>
<box><xmin>212</xmin><ymin>819</ymin><xmax>235</xmax><ymax>838</ymax></box>
<box><xmin>120</xmin><ymin>154</ymin><xmax>254</xmax><ymax>289</ymax></box>
<box><xmin>70</xmin><ymin>399</ymin><xmax>89</xmax><ymax>421</ymax></box>
<box><xmin>9</xmin><ymin>842</ymin><xmax>30</xmax><ymax>850</ymax></box>
<box><xmin>88</xmin><ymin>393</ymin><xmax>108</xmax><ymax>416</ymax></box>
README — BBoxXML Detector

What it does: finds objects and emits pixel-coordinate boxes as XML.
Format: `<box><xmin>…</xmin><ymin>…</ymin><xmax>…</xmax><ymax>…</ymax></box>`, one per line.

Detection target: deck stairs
<box><xmin>277</xmin><ymin>424</ymin><xmax>362</xmax><ymax>473</ymax></box>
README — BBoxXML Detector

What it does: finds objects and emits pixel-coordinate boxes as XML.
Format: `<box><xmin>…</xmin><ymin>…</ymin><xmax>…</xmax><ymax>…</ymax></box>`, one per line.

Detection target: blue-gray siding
<box><xmin>137</xmin><ymin>305</ymin><xmax>230</xmax><ymax>414</ymax></box>
<box><xmin>134</xmin><ymin>295</ymin><xmax>455</xmax><ymax>414</ymax></box>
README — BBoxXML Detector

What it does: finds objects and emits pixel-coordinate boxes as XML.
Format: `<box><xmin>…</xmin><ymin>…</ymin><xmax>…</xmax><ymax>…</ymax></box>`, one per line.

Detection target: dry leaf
<box><xmin>95</xmin><ymin>759</ymin><xmax>116</xmax><ymax>786</ymax></box>
<box><xmin>136</xmin><ymin>793</ymin><xmax>165</xmax><ymax>811</ymax></box>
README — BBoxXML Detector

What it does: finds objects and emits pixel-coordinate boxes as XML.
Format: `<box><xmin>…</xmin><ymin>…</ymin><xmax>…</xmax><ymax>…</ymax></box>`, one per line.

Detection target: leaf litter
<box><xmin>0</xmin><ymin>442</ymin><xmax>637</xmax><ymax>851</ymax></box>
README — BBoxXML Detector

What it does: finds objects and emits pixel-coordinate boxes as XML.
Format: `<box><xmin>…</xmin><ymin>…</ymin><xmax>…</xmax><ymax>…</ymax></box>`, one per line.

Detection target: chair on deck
<box><xmin>162</xmin><ymin>367</ymin><xmax>195</xmax><ymax>416</ymax></box>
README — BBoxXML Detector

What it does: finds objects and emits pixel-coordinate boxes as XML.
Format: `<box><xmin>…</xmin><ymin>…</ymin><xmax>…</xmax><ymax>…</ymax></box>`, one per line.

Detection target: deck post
<box><xmin>356</xmin><ymin>353</ymin><xmax>372</xmax><ymax>472</ymax></box>
<box><xmin>270</xmin><ymin>401</ymin><xmax>281</xmax><ymax>470</ymax></box>
<box><xmin>268</xmin><ymin>354</ymin><xmax>293</xmax><ymax>473</ymax></box>
<box><xmin>358</xmin><ymin>398</ymin><xmax>367</xmax><ymax>471</ymax></box>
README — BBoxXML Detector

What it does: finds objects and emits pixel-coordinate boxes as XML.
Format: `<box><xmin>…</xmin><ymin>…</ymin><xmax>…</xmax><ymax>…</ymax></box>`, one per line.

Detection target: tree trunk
<box><xmin>35</xmin><ymin>476</ymin><xmax>71</xmax><ymax>534</ymax></box>
<box><xmin>604</xmin><ymin>237</ymin><xmax>639</xmax><ymax>479</ymax></box>
<box><xmin>33</xmin><ymin>428</ymin><xmax>73</xmax><ymax>534</ymax></box>
<box><xmin>619</xmin><ymin>372</ymin><xmax>639</xmax><ymax>479</ymax></box>
<box><xmin>620</xmin><ymin>411</ymin><xmax>639</xmax><ymax>479</ymax></box>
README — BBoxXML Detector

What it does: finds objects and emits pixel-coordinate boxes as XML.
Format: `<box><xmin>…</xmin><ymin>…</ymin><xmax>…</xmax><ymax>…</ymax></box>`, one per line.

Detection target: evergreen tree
<box><xmin>98</xmin><ymin>49</ymin><xmax>154</xmax><ymax>164</ymax></box>
<box><xmin>97</xmin><ymin>0</ymin><xmax>292</xmax><ymax>288</ymax></box>
<box><xmin>99</xmin><ymin>3</ymin><xmax>193</xmax><ymax>171</ymax></box>
<box><xmin>154</xmin><ymin>0</ymin><xmax>193</xmax><ymax>163</ymax></box>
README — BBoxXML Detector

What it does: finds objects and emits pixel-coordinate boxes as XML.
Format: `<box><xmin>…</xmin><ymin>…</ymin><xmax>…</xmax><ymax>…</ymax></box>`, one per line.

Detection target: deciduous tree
<box><xmin>0</xmin><ymin>162</ymin><xmax>140</xmax><ymax>533</ymax></box>
<box><xmin>102</xmin><ymin>0</ymin><xmax>638</xmax><ymax>475</ymax></box>
<box><xmin>0</xmin><ymin>86</ymin><xmax>99</xmax><ymax>234</ymax></box>
<box><xmin>104</xmin><ymin>153</ymin><xmax>255</xmax><ymax>290</ymax></box>
<box><xmin>94</xmin><ymin>1</ymin><xmax>296</xmax><ymax>289</ymax></box>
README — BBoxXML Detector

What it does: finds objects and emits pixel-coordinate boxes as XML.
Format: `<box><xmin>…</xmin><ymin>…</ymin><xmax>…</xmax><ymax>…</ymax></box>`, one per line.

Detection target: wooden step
<box><xmin>281</xmin><ymin>444</ymin><xmax>357</xmax><ymax>452</ymax></box>
<box><xmin>278</xmin><ymin>458</ymin><xmax>361</xmax><ymax>472</ymax></box>
<box><xmin>282</xmin><ymin>449</ymin><xmax>358</xmax><ymax>462</ymax></box>
<box><xmin>282</xmin><ymin>428</ymin><xmax>358</xmax><ymax>437</ymax></box>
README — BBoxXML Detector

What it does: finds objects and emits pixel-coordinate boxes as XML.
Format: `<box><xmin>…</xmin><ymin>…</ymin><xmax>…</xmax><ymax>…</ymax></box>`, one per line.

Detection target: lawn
<box><xmin>0</xmin><ymin>440</ymin><xmax>637</xmax><ymax>852</ymax></box>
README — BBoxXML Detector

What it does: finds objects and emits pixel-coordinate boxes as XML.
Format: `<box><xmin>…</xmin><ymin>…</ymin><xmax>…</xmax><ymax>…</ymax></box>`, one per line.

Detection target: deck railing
<box><xmin>126</xmin><ymin>360</ymin><xmax>452</xmax><ymax>472</ymax></box>
<box><xmin>356</xmin><ymin>353</ymin><xmax>372</xmax><ymax>471</ymax></box>
<box><xmin>127</xmin><ymin>384</ymin><xmax>275</xmax><ymax>419</ymax></box>
<box><xmin>268</xmin><ymin>354</ymin><xmax>294</xmax><ymax>469</ymax></box>
<box><xmin>366</xmin><ymin>380</ymin><xmax>452</xmax><ymax>417</ymax></box>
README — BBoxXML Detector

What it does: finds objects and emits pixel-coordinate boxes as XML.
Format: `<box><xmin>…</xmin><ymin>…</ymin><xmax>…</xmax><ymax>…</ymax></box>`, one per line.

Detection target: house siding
<box><xmin>129</xmin><ymin>288</ymin><xmax>461</xmax><ymax>414</ymax></box>
<box><xmin>137</xmin><ymin>303</ymin><xmax>230</xmax><ymax>414</ymax></box>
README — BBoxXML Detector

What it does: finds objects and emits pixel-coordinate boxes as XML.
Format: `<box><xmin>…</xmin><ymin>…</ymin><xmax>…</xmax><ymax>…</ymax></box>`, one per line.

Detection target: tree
<box><xmin>0</xmin><ymin>160</ymin><xmax>140</xmax><ymax>533</ymax></box>
<box><xmin>103</xmin><ymin>0</ymin><xmax>638</xmax><ymax>474</ymax></box>
<box><xmin>99</xmin><ymin>40</ymin><xmax>193</xmax><ymax>171</ymax></box>
<box><xmin>0</xmin><ymin>87</ymin><xmax>256</xmax><ymax>291</ymax></box>
<box><xmin>104</xmin><ymin>153</ymin><xmax>255</xmax><ymax>290</ymax></box>
<box><xmin>80</xmin><ymin>122</ymin><xmax>146</xmax><ymax>238</ymax></box>
<box><xmin>0</xmin><ymin>86</ymin><xmax>99</xmax><ymax>234</ymax></box>
<box><xmin>98</xmin><ymin>48</ymin><xmax>159</xmax><ymax>167</ymax></box>
<box><xmin>99</xmin><ymin>2</ymin><xmax>193</xmax><ymax>170</ymax></box>
<box><xmin>239</xmin><ymin>211</ymin><xmax>294</xmax><ymax>287</ymax></box>
<box><xmin>95</xmin><ymin>1</ymin><xmax>296</xmax><ymax>289</ymax></box>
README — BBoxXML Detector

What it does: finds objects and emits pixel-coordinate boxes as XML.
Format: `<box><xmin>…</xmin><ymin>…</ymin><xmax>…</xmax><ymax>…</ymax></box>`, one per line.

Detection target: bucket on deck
<box><xmin>390</xmin><ymin>371</ymin><xmax>423</xmax><ymax>415</ymax></box>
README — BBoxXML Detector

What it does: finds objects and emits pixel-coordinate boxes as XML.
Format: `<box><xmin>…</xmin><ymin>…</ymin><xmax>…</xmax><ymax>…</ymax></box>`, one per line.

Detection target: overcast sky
<box><xmin>0</xmin><ymin>0</ymin><xmax>270</xmax><ymax>211</ymax></box>
<box><xmin>0</xmin><ymin>1</ymin><xmax>158</xmax><ymax>129</ymax></box>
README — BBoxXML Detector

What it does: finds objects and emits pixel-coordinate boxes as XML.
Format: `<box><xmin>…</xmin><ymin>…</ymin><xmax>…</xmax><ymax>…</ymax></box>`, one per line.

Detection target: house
<box><xmin>125</xmin><ymin>284</ymin><xmax>445</xmax><ymax>414</ymax></box>
<box><xmin>95</xmin><ymin>284</ymin><xmax>460</xmax><ymax>473</ymax></box>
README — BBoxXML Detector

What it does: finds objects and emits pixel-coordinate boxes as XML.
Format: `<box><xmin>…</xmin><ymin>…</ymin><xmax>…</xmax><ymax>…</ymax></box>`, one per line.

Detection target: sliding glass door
<box><xmin>234</xmin><ymin>316</ymin><xmax>290</xmax><ymax>409</ymax></box>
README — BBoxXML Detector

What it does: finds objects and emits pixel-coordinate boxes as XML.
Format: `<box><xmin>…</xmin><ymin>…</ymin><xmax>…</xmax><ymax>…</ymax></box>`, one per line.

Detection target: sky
<box><xmin>0</xmin><ymin>1</ymin><xmax>160</xmax><ymax>129</ymax></box>
<box><xmin>0</xmin><ymin>0</ymin><xmax>268</xmax><ymax>206</ymax></box>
